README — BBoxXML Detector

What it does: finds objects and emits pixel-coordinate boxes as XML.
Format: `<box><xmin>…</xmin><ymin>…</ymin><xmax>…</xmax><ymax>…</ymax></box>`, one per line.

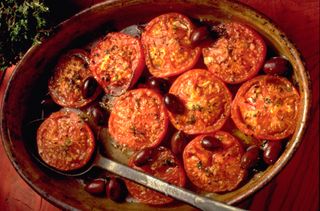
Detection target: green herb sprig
<box><xmin>0</xmin><ymin>0</ymin><xmax>50</xmax><ymax>71</ymax></box>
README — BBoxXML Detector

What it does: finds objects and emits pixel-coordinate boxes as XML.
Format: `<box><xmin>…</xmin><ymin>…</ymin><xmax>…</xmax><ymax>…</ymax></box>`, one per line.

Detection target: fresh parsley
<box><xmin>0</xmin><ymin>0</ymin><xmax>50</xmax><ymax>71</ymax></box>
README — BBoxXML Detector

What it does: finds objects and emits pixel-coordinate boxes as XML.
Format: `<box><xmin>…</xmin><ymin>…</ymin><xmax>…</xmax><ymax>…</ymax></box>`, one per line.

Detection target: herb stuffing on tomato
<box><xmin>183</xmin><ymin>131</ymin><xmax>245</xmax><ymax>192</ymax></box>
<box><xmin>125</xmin><ymin>147</ymin><xmax>186</xmax><ymax>205</ymax></box>
<box><xmin>231</xmin><ymin>75</ymin><xmax>300</xmax><ymax>140</ymax></box>
<box><xmin>48</xmin><ymin>49</ymin><xmax>100</xmax><ymax>108</ymax></box>
<box><xmin>141</xmin><ymin>13</ymin><xmax>201</xmax><ymax>78</ymax></box>
<box><xmin>37</xmin><ymin>110</ymin><xmax>95</xmax><ymax>171</ymax></box>
<box><xmin>168</xmin><ymin>69</ymin><xmax>232</xmax><ymax>134</ymax></box>
<box><xmin>90</xmin><ymin>32</ymin><xmax>145</xmax><ymax>96</ymax></box>
<box><xmin>108</xmin><ymin>88</ymin><xmax>168</xmax><ymax>150</ymax></box>
<box><xmin>202</xmin><ymin>22</ymin><xmax>266</xmax><ymax>84</ymax></box>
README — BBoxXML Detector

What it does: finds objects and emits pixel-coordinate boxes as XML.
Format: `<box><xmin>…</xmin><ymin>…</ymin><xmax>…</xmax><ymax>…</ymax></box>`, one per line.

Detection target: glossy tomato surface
<box><xmin>48</xmin><ymin>49</ymin><xmax>99</xmax><ymax>108</ymax></box>
<box><xmin>168</xmin><ymin>69</ymin><xmax>232</xmax><ymax>134</ymax></box>
<box><xmin>37</xmin><ymin>110</ymin><xmax>95</xmax><ymax>171</ymax></box>
<box><xmin>183</xmin><ymin>131</ymin><xmax>245</xmax><ymax>192</ymax></box>
<box><xmin>231</xmin><ymin>75</ymin><xmax>300</xmax><ymax>140</ymax></box>
<box><xmin>126</xmin><ymin>147</ymin><xmax>186</xmax><ymax>205</ymax></box>
<box><xmin>90</xmin><ymin>32</ymin><xmax>145</xmax><ymax>96</ymax></box>
<box><xmin>202</xmin><ymin>22</ymin><xmax>266</xmax><ymax>84</ymax></box>
<box><xmin>108</xmin><ymin>88</ymin><xmax>168</xmax><ymax>150</ymax></box>
<box><xmin>142</xmin><ymin>13</ymin><xmax>201</xmax><ymax>78</ymax></box>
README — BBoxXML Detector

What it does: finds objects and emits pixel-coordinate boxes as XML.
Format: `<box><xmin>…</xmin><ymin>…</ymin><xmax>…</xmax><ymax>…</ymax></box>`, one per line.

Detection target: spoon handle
<box><xmin>96</xmin><ymin>156</ymin><xmax>245</xmax><ymax>211</ymax></box>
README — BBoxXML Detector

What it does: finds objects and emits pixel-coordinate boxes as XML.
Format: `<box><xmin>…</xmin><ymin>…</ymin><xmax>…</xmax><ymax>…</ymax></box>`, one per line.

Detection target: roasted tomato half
<box><xmin>48</xmin><ymin>49</ymin><xmax>100</xmax><ymax>108</ymax></box>
<box><xmin>231</xmin><ymin>75</ymin><xmax>300</xmax><ymax>140</ymax></box>
<box><xmin>125</xmin><ymin>146</ymin><xmax>186</xmax><ymax>205</ymax></box>
<box><xmin>183</xmin><ymin>131</ymin><xmax>245</xmax><ymax>192</ymax></box>
<box><xmin>168</xmin><ymin>69</ymin><xmax>232</xmax><ymax>135</ymax></box>
<box><xmin>108</xmin><ymin>88</ymin><xmax>168</xmax><ymax>150</ymax></box>
<box><xmin>90</xmin><ymin>32</ymin><xmax>145</xmax><ymax>96</ymax></box>
<box><xmin>37</xmin><ymin>110</ymin><xmax>95</xmax><ymax>171</ymax></box>
<box><xmin>202</xmin><ymin>22</ymin><xmax>266</xmax><ymax>84</ymax></box>
<box><xmin>141</xmin><ymin>13</ymin><xmax>201</xmax><ymax>78</ymax></box>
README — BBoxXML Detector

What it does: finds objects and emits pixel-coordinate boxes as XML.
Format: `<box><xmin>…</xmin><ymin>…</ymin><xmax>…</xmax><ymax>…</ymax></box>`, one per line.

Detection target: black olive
<box><xmin>146</xmin><ymin>77</ymin><xmax>170</xmax><ymax>94</ymax></box>
<box><xmin>82</xmin><ymin>77</ymin><xmax>98</xmax><ymax>99</ymax></box>
<box><xmin>263</xmin><ymin>57</ymin><xmax>292</xmax><ymax>76</ymax></box>
<box><xmin>90</xmin><ymin>106</ymin><xmax>108</xmax><ymax>126</ymax></box>
<box><xmin>84</xmin><ymin>178</ymin><xmax>106</xmax><ymax>195</ymax></box>
<box><xmin>163</xmin><ymin>93</ymin><xmax>185</xmax><ymax>114</ymax></box>
<box><xmin>263</xmin><ymin>141</ymin><xmax>282</xmax><ymax>165</ymax></box>
<box><xmin>191</xmin><ymin>26</ymin><xmax>209</xmax><ymax>46</ymax></box>
<box><xmin>241</xmin><ymin>145</ymin><xmax>260</xmax><ymax>169</ymax></box>
<box><xmin>201</xmin><ymin>136</ymin><xmax>221</xmax><ymax>151</ymax></box>
<box><xmin>133</xmin><ymin>148</ymin><xmax>154</xmax><ymax>167</ymax></box>
<box><xmin>106</xmin><ymin>177</ymin><xmax>128</xmax><ymax>202</ymax></box>
<box><xmin>170</xmin><ymin>130</ymin><xmax>188</xmax><ymax>155</ymax></box>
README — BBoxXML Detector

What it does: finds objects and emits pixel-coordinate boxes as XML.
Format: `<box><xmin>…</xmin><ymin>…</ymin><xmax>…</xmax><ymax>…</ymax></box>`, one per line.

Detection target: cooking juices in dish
<box><xmin>35</xmin><ymin>12</ymin><xmax>300</xmax><ymax>205</ymax></box>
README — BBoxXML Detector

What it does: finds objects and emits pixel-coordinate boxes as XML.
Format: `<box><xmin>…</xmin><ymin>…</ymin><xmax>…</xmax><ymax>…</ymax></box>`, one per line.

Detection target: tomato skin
<box><xmin>142</xmin><ymin>13</ymin><xmax>201</xmax><ymax>78</ymax></box>
<box><xmin>49</xmin><ymin>49</ymin><xmax>100</xmax><ymax>108</ymax></box>
<box><xmin>108</xmin><ymin>88</ymin><xmax>168</xmax><ymax>150</ymax></box>
<box><xmin>183</xmin><ymin>131</ymin><xmax>245</xmax><ymax>192</ymax></box>
<box><xmin>168</xmin><ymin>69</ymin><xmax>232</xmax><ymax>135</ymax></box>
<box><xmin>202</xmin><ymin>22</ymin><xmax>266</xmax><ymax>84</ymax></box>
<box><xmin>125</xmin><ymin>146</ymin><xmax>186</xmax><ymax>205</ymax></box>
<box><xmin>90</xmin><ymin>32</ymin><xmax>145</xmax><ymax>96</ymax></box>
<box><xmin>37</xmin><ymin>110</ymin><xmax>95</xmax><ymax>171</ymax></box>
<box><xmin>231</xmin><ymin>75</ymin><xmax>300</xmax><ymax>140</ymax></box>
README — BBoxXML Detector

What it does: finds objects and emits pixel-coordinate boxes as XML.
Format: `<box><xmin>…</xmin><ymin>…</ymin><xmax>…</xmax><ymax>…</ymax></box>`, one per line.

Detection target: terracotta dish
<box><xmin>0</xmin><ymin>0</ymin><xmax>311</xmax><ymax>210</ymax></box>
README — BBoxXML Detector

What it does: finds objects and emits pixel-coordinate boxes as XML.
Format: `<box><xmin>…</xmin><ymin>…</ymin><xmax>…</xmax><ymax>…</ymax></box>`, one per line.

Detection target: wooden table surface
<box><xmin>0</xmin><ymin>0</ymin><xmax>318</xmax><ymax>210</ymax></box>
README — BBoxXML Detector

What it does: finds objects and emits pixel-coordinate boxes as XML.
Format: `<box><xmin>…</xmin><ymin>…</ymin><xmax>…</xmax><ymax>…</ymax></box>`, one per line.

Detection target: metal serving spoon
<box><xmin>24</xmin><ymin>120</ymin><xmax>245</xmax><ymax>211</ymax></box>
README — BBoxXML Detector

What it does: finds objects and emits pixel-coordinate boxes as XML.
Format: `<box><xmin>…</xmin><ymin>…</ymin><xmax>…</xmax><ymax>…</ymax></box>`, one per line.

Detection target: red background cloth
<box><xmin>0</xmin><ymin>0</ymin><xmax>318</xmax><ymax>210</ymax></box>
